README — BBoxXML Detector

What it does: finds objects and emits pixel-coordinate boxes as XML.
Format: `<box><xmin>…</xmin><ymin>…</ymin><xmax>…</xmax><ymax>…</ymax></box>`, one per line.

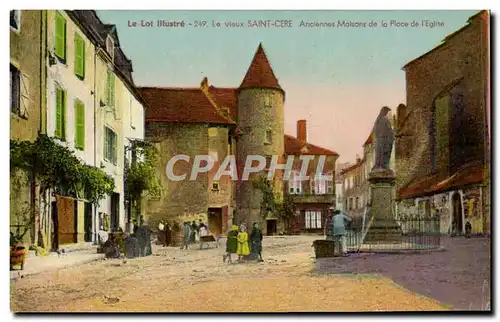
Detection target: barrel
<box><xmin>10</xmin><ymin>243</ymin><xmax>27</xmax><ymax>270</ymax></box>
<box><xmin>312</xmin><ymin>240</ymin><xmax>336</xmax><ymax>258</ymax></box>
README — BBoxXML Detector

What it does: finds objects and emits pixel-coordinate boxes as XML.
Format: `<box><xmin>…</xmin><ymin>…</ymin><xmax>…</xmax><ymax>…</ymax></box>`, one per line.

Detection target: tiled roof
<box><xmin>340</xmin><ymin>160</ymin><xmax>364</xmax><ymax>175</ymax></box>
<box><xmin>139</xmin><ymin>87</ymin><xmax>235</xmax><ymax>124</ymax></box>
<box><xmin>284</xmin><ymin>134</ymin><xmax>338</xmax><ymax>156</ymax></box>
<box><xmin>207</xmin><ymin>86</ymin><xmax>238</xmax><ymax>119</ymax></box>
<box><xmin>239</xmin><ymin>43</ymin><xmax>283</xmax><ymax>91</ymax></box>
<box><xmin>398</xmin><ymin>161</ymin><xmax>485</xmax><ymax>199</ymax></box>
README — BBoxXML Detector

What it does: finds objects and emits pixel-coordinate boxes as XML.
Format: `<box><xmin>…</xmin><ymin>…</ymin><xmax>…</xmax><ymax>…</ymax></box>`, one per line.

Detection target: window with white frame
<box><xmin>310</xmin><ymin>173</ymin><xmax>333</xmax><ymax>195</ymax></box>
<box><xmin>305</xmin><ymin>210</ymin><xmax>322</xmax><ymax>229</ymax></box>
<box><xmin>288</xmin><ymin>170</ymin><xmax>302</xmax><ymax>195</ymax></box>
<box><xmin>10</xmin><ymin>10</ymin><xmax>20</xmax><ymax>31</ymax></box>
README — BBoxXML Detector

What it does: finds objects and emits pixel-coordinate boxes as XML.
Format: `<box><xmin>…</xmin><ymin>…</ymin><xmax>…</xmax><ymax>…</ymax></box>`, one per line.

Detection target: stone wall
<box><xmin>397</xmin><ymin>13</ymin><xmax>488</xmax><ymax>193</ymax></box>
<box><xmin>145</xmin><ymin>122</ymin><xmax>210</xmax><ymax>228</ymax></box>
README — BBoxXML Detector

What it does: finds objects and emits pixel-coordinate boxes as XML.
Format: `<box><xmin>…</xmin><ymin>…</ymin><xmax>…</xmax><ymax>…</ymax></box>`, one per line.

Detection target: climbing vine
<box><xmin>10</xmin><ymin>135</ymin><xmax>115</xmax><ymax>202</ymax></box>
<box><xmin>124</xmin><ymin>139</ymin><xmax>161</xmax><ymax>225</ymax></box>
<box><xmin>251</xmin><ymin>175</ymin><xmax>296</xmax><ymax>230</ymax></box>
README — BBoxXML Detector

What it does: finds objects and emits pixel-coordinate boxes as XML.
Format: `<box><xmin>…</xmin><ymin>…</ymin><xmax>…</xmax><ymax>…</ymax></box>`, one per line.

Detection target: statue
<box><xmin>372</xmin><ymin>106</ymin><xmax>395</xmax><ymax>170</ymax></box>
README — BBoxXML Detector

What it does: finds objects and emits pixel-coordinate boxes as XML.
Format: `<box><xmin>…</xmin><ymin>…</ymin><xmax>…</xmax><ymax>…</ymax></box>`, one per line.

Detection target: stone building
<box><xmin>341</xmin><ymin>156</ymin><xmax>366</xmax><ymax>218</ymax></box>
<box><xmin>140</xmin><ymin>44</ymin><xmax>339</xmax><ymax>235</ymax></box>
<box><xmin>335</xmin><ymin>162</ymin><xmax>351</xmax><ymax>212</ymax></box>
<box><xmin>284</xmin><ymin>120</ymin><xmax>338</xmax><ymax>234</ymax></box>
<box><xmin>396</xmin><ymin>10</ymin><xmax>490</xmax><ymax>236</ymax></box>
<box><xmin>10</xmin><ymin>10</ymin><xmax>46</xmax><ymax>246</ymax></box>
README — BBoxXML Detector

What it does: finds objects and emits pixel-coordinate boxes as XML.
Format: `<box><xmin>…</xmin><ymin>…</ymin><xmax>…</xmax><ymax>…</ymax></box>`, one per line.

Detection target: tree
<box><xmin>124</xmin><ymin>139</ymin><xmax>161</xmax><ymax>227</ymax></box>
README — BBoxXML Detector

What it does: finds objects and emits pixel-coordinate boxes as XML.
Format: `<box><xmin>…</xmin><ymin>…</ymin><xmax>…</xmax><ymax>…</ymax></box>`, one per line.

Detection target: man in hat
<box><xmin>223</xmin><ymin>225</ymin><xmax>239</xmax><ymax>264</ymax></box>
<box><xmin>331</xmin><ymin>209</ymin><xmax>352</xmax><ymax>256</ymax></box>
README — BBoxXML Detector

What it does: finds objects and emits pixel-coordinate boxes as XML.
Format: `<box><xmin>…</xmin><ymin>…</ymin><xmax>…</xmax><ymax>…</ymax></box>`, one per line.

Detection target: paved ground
<box><xmin>316</xmin><ymin>237</ymin><xmax>491</xmax><ymax>311</ymax></box>
<box><xmin>10</xmin><ymin>236</ymin><xmax>448</xmax><ymax>312</ymax></box>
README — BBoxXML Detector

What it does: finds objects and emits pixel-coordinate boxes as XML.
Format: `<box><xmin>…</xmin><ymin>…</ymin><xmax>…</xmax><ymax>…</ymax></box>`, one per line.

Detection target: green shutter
<box><xmin>74</xmin><ymin>34</ymin><xmax>85</xmax><ymax>78</ymax></box>
<box><xmin>55</xmin><ymin>88</ymin><xmax>63</xmax><ymax>138</ymax></box>
<box><xmin>104</xmin><ymin>127</ymin><xmax>109</xmax><ymax>161</ymax></box>
<box><xmin>112</xmin><ymin>132</ymin><xmax>117</xmax><ymax>165</ymax></box>
<box><xmin>107</xmin><ymin>71</ymin><xmax>115</xmax><ymax>107</ymax></box>
<box><xmin>75</xmin><ymin>101</ymin><xmax>85</xmax><ymax>150</ymax></box>
<box><xmin>55</xmin><ymin>12</ymin><xmax>66</xmax><ymax>60</ymax></box>
<box><xmin>62</xmin><ymin>90</ymin><xmax>66</xmax><ymax>139</ymax></box>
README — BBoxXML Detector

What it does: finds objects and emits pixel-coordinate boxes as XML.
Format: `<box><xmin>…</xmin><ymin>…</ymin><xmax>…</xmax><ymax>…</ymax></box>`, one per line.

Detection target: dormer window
<box><xmin>106</xmin><ymin>36</ymin><xmax>114</xmax><ymax>62</ymax></box>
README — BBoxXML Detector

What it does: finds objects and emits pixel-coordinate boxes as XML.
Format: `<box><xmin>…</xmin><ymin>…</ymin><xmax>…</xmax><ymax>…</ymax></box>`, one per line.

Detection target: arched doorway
<box><xmin>452</xmin><ymin>192</ymin><xmax>463</xmax><ymax>236</ymax></box>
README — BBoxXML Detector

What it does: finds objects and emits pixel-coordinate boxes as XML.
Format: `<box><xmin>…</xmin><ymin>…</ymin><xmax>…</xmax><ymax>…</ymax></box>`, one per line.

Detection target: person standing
<box><xmin>158</xmin><ymin>221</ymin><xmax>165</xmax><ymax>246</ymax></box>
<box><xmin>249</xmin><ymin>222</ymin><xmax>263</xmax><ymax>261</ymax></box>
<box><xmin>191</xmin><ymin>220</ymin><xmax>199</xmax><ymax>244</ymax></box>
<box><xmin>165</xmin><ymin>222</ymin><xmax>171</xmax><ymax>247</ymax></box>
<box><xmin>332</xmin><ymin>210</ymin><xmax>352</xmax><ymax>256</ymax></box>
<box><xmin>237</xmin><ymin>225</ymin><xmax>250</xmax><ymax>261</ymax></box>
<box><xmin>182</xmin><ymin>222</ymin><xmax>192</xmax><ymax>250</ymax></box>
<box><xmin>223</xmin><ymin>225</ymin><xmax>239</xmax><ymax>264</ymax></box>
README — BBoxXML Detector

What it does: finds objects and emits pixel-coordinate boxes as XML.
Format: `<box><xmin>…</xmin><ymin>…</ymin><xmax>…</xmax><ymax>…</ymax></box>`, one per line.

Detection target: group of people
<box><xmin>180</xmin><ymin>220</ymin><xmax>208</xmax><ymax>250</ymax></box>
<box><xmin>223</xmin><ymin>222</ymin><xmax>263</xmax><ymax>264</ymax></box>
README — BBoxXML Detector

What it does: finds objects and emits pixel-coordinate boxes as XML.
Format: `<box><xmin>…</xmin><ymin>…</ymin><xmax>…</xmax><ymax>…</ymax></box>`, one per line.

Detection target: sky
<box><xmin>97</xmin><ymin>10</ymin><xmax>479</xmax><ymax>163</ymax></box>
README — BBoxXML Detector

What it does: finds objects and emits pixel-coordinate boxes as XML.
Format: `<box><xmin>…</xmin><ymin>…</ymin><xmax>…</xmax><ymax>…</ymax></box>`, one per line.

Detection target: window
<box><xmin>74</xmin><ymin>100</ymin><xmax>85</xmax><ymax>150</ymax></box>
<box><xmin>106</xmin><ymin>36</ymin><xmax>115</xmax><ymax>61</ymax></box>
<box><xmin>55</xmin><ymin>86</ymin><xmax>66</xmax><ymax>140</ymax></box>
<box><xmin>10</xmin><ymin>10</ymin><xmax>20</xmax><ymax>31</ymax></box>
<box><xmin>265</xmin><ymin>155</ymin><xmax>272</xmax><ymax>170</ymax></box>
<box><xmin>265</xmin><ymin>129</ymin><xmax>272</xmax><ymax>144</ymax></box>
<box><xmin>264</xmin><ymin>96</ymin><xmax>271</xmax><ymax>108</ymax></box>
<box><xmin>55</xmin><ymin>11</ymin><xmax>67</xmax><ymax>61</ymax></box>
<box><xmin>212</xmin><ymin>181</ymin><xmax>220</xmax><ymax>191</ymax></box>
<box><xmin>104</xmin><ymin>126</ymin><xmax>118</xmax><ymax>165</ymax></box>
<box><xmin>311</xmin><ymin>173</ymin><xmax>332</xmax><ymax>195</ymax></box>
<box><xmin>327</xmin><ymin>175</ymin><xmax>334</xmax><ymax>194</ymax></box>
<box><xmin>10</xmin><ymin>64</ymin><xmax>20</xmax><ymax>116</ymax></box>
<box><xmin>106</xmin><ymin>70</ymin><xmax>115</xmax><ymax>108</ymax></box>
<box><xmin>355</xmin><ymin>197</ymin><xmax>359</xmax><ymax>209</ymax></box>
<box><xmin>288</xmin><ymin>171</ymin><xmax>302</xmax><ymax>195</ymax></box>
<box><xmin>74</xmin><ymin>33</ymin><xmax>85</xmax><ymax>79</ymax></box>
<box><xmin>360</xmin><ymin>195</ymin><xmax>364</xmax><ymax>208</ymax></box>
<box><xmin>305</xmin><ymin>210</ymin><xmax>322</xmax><ymax>229</ymax></box>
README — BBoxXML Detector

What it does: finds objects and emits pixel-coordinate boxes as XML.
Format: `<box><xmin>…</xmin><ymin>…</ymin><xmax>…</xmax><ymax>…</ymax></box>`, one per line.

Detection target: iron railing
<box><xmin>345</xmin><ymin>216</ymin><xmax>441</xmax><ymax>253</ymax></box>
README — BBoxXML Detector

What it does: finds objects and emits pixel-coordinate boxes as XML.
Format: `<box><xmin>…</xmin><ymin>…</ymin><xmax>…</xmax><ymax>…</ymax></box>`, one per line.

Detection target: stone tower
<box><xmin>236</xmin><ymin>43</ymin><xmax>285</xmax><ymax>232</ymax></box>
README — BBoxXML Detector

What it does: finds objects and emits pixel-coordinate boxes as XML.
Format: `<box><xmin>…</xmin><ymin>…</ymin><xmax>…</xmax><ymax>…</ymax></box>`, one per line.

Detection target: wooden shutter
<box><xmin>107</xmin><ymin>71</ymin><xmax>115</xmax><ymax>107</ymax></box>
<box><xmin>74</xmin><ymin>33</ymin><xmax>85</xmax><ymax>78</ymax></box>
<box><xmin>75</xmin><ymin>101</ymin><xmax>85</xmax><ymax>150</ymax></box>
<box><xmin>104</xmin><ymin>127</ymin><xmax>109</xmax><ymax>161</ymax></box>
<box><xmin>112</xmin><ymin>131</ymin><xmax>117</xmax><ymax>165</ymax></box>
<box><xmin>55</xmin><ymin>12</ymin><xmax>66</xmax><ymax>60</ymax></box>
<box><xmin>19</xmin><ymin>72</ymin><xmax>30</xmax><ymax>119</ymax></box>
<box><xmin>56</xmin><ymin>87</ymin><xmax>63</xmax><ymax>138</ymax></box>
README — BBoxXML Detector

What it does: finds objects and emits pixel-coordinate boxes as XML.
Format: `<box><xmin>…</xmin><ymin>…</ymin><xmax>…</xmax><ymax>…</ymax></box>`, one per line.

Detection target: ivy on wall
<box><xmin>124</xmin><ymin>139</ymin><xmax>161</xmax><ymax>226</ymax></box>
<box><xmin>10</xmin><ymin>135</ymin><xmax>115</xmax><ymax>243</ymax></box>
<box><xmin>251</xmin><ymin>174</ymin><xmax>296</xmax><ymax>231</ymax></box>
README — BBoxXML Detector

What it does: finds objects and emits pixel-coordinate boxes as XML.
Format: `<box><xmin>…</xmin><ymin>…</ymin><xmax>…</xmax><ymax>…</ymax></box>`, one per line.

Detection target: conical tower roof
<box><xmin>239</xmin><ymin>43</ymin><xmax>283</xmax><ymax>91</ymax></box>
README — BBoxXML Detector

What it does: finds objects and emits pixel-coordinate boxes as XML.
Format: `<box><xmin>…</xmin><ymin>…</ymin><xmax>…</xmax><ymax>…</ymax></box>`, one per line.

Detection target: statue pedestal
<box><xmin>364</xmin><ymin>169</ymin><xmax>402</xmax><ymax>244</ymax></box>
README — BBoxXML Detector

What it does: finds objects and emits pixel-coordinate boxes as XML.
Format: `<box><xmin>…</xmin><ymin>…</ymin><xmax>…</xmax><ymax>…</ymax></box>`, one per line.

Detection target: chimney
<box><xmin>200</xmin><ymin>77</ymin><xmax>209</xmax><ymax>91</ymax></box>
<box><xmin>297</xmin><ymin>120</ymin><xmax>307</xmax><ymax>143</ymax></box>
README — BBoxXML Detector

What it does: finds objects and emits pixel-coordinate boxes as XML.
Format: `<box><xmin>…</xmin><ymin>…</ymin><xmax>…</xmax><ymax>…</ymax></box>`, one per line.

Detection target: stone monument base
<box><xmin>365</xmin><ymin>167</ymin><xmax>402</xmax><ymax>244</ymax></box>
<box><xmin>364</xmin><ymin>220</ymin><xmax>403</xmax><ymax>244</ymax></box>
